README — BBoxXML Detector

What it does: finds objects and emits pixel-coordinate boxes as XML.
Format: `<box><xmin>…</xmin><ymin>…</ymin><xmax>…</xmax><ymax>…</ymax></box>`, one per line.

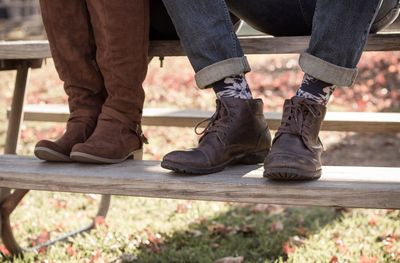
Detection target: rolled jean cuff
<box><xmin>299</xmin><ymin>52</ymin><xmax>358</xmax><ymax>87</ymax></box>
<box><xmin>195</xmin><ymin>56</ymin><xmax>251</xmax><ymax>89</ymax></box>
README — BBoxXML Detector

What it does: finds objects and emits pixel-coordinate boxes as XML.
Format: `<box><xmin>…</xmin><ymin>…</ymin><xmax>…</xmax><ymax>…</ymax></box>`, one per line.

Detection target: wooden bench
<box><xmin>9</xmin><ymin>104</ymin><xmax>400</xmax><ymax>133</ymax></box>
<box><xmin>1</xmin><ymin>155</ymin><xmax>400</xmax><ymax>209</ymax></box>
<box><xmin>1</xmin><ymin>33</ymin><xmax>400</xmax><ymax>254</ymax></box>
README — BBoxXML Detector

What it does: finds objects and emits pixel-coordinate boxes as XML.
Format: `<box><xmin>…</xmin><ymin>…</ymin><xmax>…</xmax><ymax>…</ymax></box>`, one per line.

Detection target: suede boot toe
<box><xmin>34</xmin><ymin>110</ymin><xmax>98</xmax><ymax>162</ymax></box>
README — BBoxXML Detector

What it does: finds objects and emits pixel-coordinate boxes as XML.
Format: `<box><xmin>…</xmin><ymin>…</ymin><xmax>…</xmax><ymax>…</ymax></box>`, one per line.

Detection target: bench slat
<box><xmin>1</xmin><ymin>33</ymin><xmax>400</xmax><ymax>59</ymax></box>
<box><xmin>0</xmin><ymin>155</ymin><xmax>399</xmax><ymax>209</ymax></box>
<box><xmin>13</xmin><ymin>105</ymin><xmax>400</xmax><ymax>133</ymax></box>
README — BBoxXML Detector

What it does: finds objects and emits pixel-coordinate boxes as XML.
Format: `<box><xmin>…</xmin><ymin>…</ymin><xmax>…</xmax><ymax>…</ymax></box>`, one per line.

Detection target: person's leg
<box><xmin>264</xmin><ymin>0</ymin><xmax>382</xmax><ymax>180</ymax></box>
<box><xmin>226</xmin><ymin>0</ymin><xmax>315</xmax><ymax>37</ymax></box>
<box><xmin>70</xmin><ymin>0</ymin><xmax>149</xmax><ymax>164</ymax></box>
<box><xmin>162</xmin><ymin>0</ymin><xmax>253</xmax><ymax>99</ymax></box>
<box><xmin>161</xmin><ymin>0</ymin><xmax>271</xmax><ymax>174</ymax></box>
<box><xmin>35</xmin><ymin>0</ymin><xmax>106</xmax><ymax>162</ymax></box>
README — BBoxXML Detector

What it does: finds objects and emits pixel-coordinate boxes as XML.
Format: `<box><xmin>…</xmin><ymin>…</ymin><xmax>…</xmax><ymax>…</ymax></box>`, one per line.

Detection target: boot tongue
<box><xmin>292</xmin><ymin>96</ymin><xmax>326</xmax><ymax>145</ymax></box>
<box><xmin>197</xmin><ymin>99</ymin><xmax>231</xmax><ymax>145</ymax></box>
<box><xmin>276</xmin><ymin>97</ymin><xmax>326</xmax><ymax>149</ymax></box>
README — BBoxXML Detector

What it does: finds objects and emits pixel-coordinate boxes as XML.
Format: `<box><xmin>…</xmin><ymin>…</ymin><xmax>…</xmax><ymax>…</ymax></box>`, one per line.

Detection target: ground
<box><xmin>0</xmin><ymin>52</ymin><xmax>399</xmax><ymax>262</ymax></box>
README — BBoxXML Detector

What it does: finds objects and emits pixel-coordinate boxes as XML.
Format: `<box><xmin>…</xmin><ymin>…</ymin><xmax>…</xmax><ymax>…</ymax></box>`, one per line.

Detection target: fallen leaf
<box><xmin>250</xmin><ymin>204</ymin><xmax>271</xmax><ymax>213</ymax></box>
<box><xmin>53</xmin><ymin>199</ymin><xmax>67</xmax><ymax>209</ymax></box>
<box><xmin>290</xmin><ymin>236</ymin><xmax>306</xmax><ymax>246</ymax></box>
<box><xmin>295</xmin><ymin>226</ymin><xmax>308</xmax><ymax>237</ymax></box>
<box><xmin>359</xmin><ymin>256</ymin><xmax>377</xmax><ymax>263</ymax></box>
<box><xmin>140</xmin><ymin>229</ymin><xmax>164</xmax><ymax>254</ymax></box>
<box><xmin>269</xmin><ymin>221</ymin><xmax>284</xmax><ymax>232</ymax></box>
<box><xmin>208</xmin><ymin>223</ymin><xmax>234</xmax><ymax>235</ymax></box>
<box><xmin>0</xmin><ymin>245</ymin><xmax>10</xmax><ymax>256</ymax></box>
<box><xmin>283</xmin><ymin>242</ymin><xmax>296</xmax><ymax>255</ymax></box>
<box><xmin>31</xmin><ymin>230</ymin><xmax>51</xmax><ymax>247</ymax></box>
<box><xmin>237</xmin><ymin>225</ymin><xmax>255</xmax><ymax>236</ymax></box>
<box><xmin>330</xmin><ymin>256</ymin><xmax>339</xmax><ymax>263</ymax></box>
<box><xmin>335</xmin><ymin>239</ymin><xmax>348</xmax><ymax>253</ymax></box>
<box><xmin>215</xmin><ymin>256</ymin><xmax>244</xmax><ymax>263</ymax></box>
<box><xmin>187</xmin><ymin>229</ymin><xmax>202</xmax><ymax>237</ymax></box>
<box><xmin>90</xmin><ymin>250</ymin><xmax>102</xmax><ymax>263</ymax></box>
<box><xmin>175</xmin><ymin>201</ymin><xmax>192</xmax><ymax>213</ymax></box>
<box><xmin>94</xmin><ymin>216</ymin><xmax>106</xmax><ymax>226</ymax></box>
<box><xmin>368</xmin><ymin>216</ymin><xmax>377</xmax><ymax>226</ymax></box>
<box><xmin>211</xmin><ymin>243</ymin><xmax>220</xmax><ymax>249</ymax></box>
<box><xmin>66</xmin><ymin>245</ymin><xmax>75</xmax><ymax>256</ymax></box>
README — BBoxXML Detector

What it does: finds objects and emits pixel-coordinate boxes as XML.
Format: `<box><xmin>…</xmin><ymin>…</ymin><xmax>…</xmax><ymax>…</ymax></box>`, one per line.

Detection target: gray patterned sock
<box><xmin>212</xmin><ymin>74</ymin><xmax>253</xmax><ymax>99</ymax></box>
<box><xmin>296</xmin><ymin>74</ymin><xmax>335</xmax><ymax>105</ymax></box>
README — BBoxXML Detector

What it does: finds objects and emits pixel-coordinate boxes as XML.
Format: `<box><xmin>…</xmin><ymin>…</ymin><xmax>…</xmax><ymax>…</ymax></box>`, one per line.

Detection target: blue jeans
<box><xmin>161</xmin><ymin>0</ymin><xmax>381</xmax><ymax>88</ymax></box>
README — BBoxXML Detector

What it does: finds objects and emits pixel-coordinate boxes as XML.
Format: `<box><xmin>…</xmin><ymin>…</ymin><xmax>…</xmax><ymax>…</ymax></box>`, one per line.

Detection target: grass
<box><xmin>0</xmin><ymin>54</ymin><xmax>399</xmax><ymax>262</ymax></box>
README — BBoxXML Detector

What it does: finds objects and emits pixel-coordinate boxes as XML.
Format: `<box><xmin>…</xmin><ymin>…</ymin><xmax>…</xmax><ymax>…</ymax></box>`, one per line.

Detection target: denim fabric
<box><xmin>161</xmin><ymin>0</ymin><xmax>244</xmax><ymax>72</ymax></box>
<box><xmin>306</xmin><ymin>0</ymin><xmax>381</xmax><ymax>69</ymax></box>
<box><xmin>162</xmin><ymin>0</ymin><xmax>381</xmax><ymax>87</ymax></box>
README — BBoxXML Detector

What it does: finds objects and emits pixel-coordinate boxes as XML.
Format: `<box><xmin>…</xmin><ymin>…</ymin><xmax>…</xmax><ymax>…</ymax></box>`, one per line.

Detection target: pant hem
<box><xmin>299</xmin><ymin>52</ymin><xmax>358</xmax><ymax>87</ymax></box>
<box><xmin>195</xmin><ymin>56</ymin><xmax>251</xmax><ymax>89</ymax></box>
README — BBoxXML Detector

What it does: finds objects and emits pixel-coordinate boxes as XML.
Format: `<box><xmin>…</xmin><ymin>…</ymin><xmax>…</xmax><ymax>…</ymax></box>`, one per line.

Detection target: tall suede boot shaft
<box><xmin>35</xmin><ymin>0</ymin><xmax>106</xmax><ymax>162</ymax></box>
<box><xmin>86</xmin><ymin>0</ymin><xmax>148</xmax><ymax>122</ymax></box>
<box><xmin>264</xmin><ymin>97</ymin><xmax>326</xmax><ymax>180</ymax></box>
<box><xmin>161</xmin><ymin>98</ymin><xmax>271</xmax><ymax>174</ymax></box>
<box><xmin>71</xmin><ymin>0</ymin><xmax>150</xmax><ymax>164</ymax></box>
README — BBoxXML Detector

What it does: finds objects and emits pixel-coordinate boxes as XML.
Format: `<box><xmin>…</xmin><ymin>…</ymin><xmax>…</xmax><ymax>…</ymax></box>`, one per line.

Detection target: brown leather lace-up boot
<box><xmin>264</xmin><ymin>97</ymin><xmax>326</xmax><ymax>180</ymax></box>
<box><xmin>161</xmin><ymin>98</ymin><xmax>271</xmax><ymax>174</ymax></box>
<box><xmin>34</xmin><ymin>0</ymin><xmax>106</xmax><ymax>162</ymax></box>
<box><xmin>70</xmin><ymin>0</ymin><xmax>149</xmax><ymax>164</ymax></box>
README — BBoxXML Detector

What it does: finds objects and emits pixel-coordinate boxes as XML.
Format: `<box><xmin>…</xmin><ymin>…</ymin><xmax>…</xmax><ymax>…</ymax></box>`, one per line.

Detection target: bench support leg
<box><xmin>0</xmin><ymin>189</ymin><xmax>29</xmax><ymax>255</ymax></box>
<box><xmin>0</xmin><ymin>190</ymin><xmax>111</xmax><ymax>255</ymax></box>
<box><xmin>4</xmin><ymin>64</ymin><xmax>29</xmax><ymax>155</ymax></box>
<box><xmin>0</xmin><ymin>63</ymin><xmax>30</xmax><ymax>255</ymax></box>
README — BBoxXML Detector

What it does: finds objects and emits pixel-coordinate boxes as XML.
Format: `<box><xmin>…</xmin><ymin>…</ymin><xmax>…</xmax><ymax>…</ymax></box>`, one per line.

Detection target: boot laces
<box><xmin>194</xmin><ymin>100</ymin><xmax>231</xmax><ymax>144</ymax></box>
<box><xmin>276</xmin><ymin>100</ymin><xmax>320</xmax><ymax>151</ymax></box>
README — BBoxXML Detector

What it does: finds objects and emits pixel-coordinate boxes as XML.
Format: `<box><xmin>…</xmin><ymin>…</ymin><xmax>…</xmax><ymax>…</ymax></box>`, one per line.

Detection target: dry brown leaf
<box><xmin>269</xmin><ymin>221</ymin><xmax>284</xmax><ymax>232</ymax></box>
<box><xmin>359</xmin><ymin>256</ymin><xmax>378</xmax><ymax>263</ymax></box>
<box><xmin>330</xmin><ymin>255</ymin><xmax>339</xmax><ymax>263</ymax></box>
<box><xmin>215</xmin><ymin>256</ymin><xmax>244</xmax><ymax>263</ymax></box>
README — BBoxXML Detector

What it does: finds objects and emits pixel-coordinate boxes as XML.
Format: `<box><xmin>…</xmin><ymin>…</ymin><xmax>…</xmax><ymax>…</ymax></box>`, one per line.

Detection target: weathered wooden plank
<box><xmin>0</xmin><ymin>155</ymin><xmax>399</xmax><ymax>209</ymax></box>
<box><xmin>0</xmin><ymin>40</ymin><xmax>51</xmax><ymax>59</ymax></box>
<box><xmin>1</xmin><ymin>33</ymin><xmax>399</xmax><ymax>60</ymax></box>
<box><xmin>12</xmin><ymin>105</ymin><xmax>400</xmax><ymax>133</ymax></box>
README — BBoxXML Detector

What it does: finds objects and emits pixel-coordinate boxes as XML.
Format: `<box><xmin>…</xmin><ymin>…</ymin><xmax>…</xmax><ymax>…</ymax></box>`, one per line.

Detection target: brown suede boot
<box><xmin>34</xmin><ymin>0</ymin><xmax>106</xmax><ymax>162</ymax></box>
<box><xmin>161</xmin><ymin>98</ymin><xmax>271</xmax><ymax>174</ymax></box>
<box><xmin>264</xmin><ymin>97</ymin><xmax>326</xmax><ymax>180</ymax></box>
<box><xmin>70</xmin><ymin>107</ymin><xmax>147</xmax><ymax>163</ymax></box>
<box><xmin>70</xmin><ymin>0</ymin><xmax>149</xmax><ymax>164</ymax></box>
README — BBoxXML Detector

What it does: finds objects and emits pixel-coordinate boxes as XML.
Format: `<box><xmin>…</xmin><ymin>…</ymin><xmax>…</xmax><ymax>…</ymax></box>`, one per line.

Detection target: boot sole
<box><xmin>161</xmin><ymin>150</ymin><xmax>269</xmax><ymax>175</ymax></box>
<box><xmin>263</xmin><ymin>167</ymin><xmax>321</xmax><ymax>181</ymax></box>
<box><xmin>70</xmin><ymin>151</ymin><xmax>138</xmax><ymax>164</ymax></box>
<box><xmin>34</xmin><ymin>147</ymin><xmax>72</xmax><ymax>162</ymax></box>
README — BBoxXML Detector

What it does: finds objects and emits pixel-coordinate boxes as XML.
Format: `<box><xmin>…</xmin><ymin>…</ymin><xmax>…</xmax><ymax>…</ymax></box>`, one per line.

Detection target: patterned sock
<box><xmin>212</xmin><ymin>74</ymin><xmax>253</xmax><ymax>99</ymax></box>
<box><xmin>296</xmin><ymin>74</ymin><xmax>335</xmax><ymax>105</ymax></box>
